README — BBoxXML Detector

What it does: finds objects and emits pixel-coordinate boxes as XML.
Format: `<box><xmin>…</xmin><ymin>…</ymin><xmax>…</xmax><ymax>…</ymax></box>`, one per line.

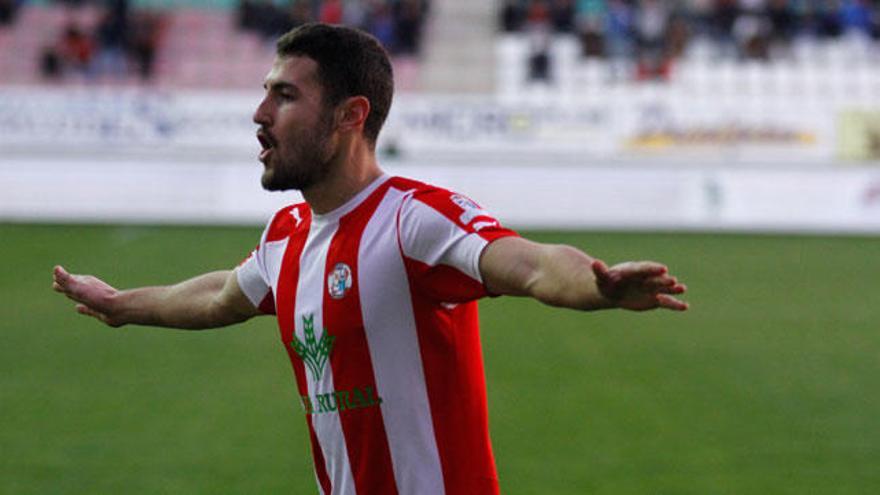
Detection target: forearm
<box><xmin>108</xmin><ymin>272</ymin><xmax>223</xmax><ymax>329</ymax></box>
<box><xmin>480</xmin><ymin>237</ymin><xmax>687</xmax><ymax>313</ymax></box>
<box><xmin>110</xmin><ymin>271</ymin><xmax>245</xmax><ymax>329</ymax></box>
<box><xmin>526</xmin><ymin>244</ymin><xmax>613</xmax><ymax>311</ymax></box>
<box><xmin>482</xmin><ymin>238</ymin><xmax>612</xmax><ymax>311</ymax></box>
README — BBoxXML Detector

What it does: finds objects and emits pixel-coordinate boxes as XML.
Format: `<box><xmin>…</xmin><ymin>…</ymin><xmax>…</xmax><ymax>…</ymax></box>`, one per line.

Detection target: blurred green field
<box><xmin>1</xmin><ymin>223</ymin><xmax>878</xmax><ymax>495</ymax></box>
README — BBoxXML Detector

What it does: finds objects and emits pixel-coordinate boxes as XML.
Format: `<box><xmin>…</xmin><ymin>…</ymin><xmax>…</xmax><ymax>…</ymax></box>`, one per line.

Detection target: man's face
<box><xmin>253</xmin><ymin>56</ymin><xmax>337</xmax><ymax>191</ymax></box>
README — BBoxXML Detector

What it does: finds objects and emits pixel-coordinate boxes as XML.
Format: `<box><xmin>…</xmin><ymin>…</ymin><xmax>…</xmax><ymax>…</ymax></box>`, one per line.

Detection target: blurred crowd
<box><xmin>27</xmin><ymin>0</ymin><xmax>165</xmax><ymax>82</ymax></box>
<box><xmin>501</xmin><ymin>0</ymin><xmax>880</xmax><ymax>80</ymax></box>
<box><xmin>0</xmin><ymin>0</ymin><xmax>428</xmax><ymax>85</ymax></box>
<box><xmin>238</xmin><ymin>0</ymin><xmax>429</xmax><ymax>55</ymax></box>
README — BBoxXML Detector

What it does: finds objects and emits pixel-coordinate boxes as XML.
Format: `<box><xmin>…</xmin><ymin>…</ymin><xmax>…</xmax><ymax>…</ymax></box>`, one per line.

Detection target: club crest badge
<box><xmin>327</xmin><ymin>262</ymin><xmax>353</xmax><ymax>299</ymax></box>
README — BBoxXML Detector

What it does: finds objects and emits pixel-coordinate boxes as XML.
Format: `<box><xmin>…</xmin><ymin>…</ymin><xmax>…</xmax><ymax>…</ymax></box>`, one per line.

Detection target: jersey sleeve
<box><xmin>235</xmin><ymin>213</ymin><xmax>281</xmax><ymax>315</ymax></box>
<box><xmin>396</xmin><ymin>188</ymin><xmax>518</xmax><ymax>303</ymax></box>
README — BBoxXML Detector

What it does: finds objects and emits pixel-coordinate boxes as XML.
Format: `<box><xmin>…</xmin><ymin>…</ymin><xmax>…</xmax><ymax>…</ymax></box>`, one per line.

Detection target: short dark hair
<box><xmin>276</xmin><ymin>23</ymin><xmax>394</xmax><ymax>146</ymax></box>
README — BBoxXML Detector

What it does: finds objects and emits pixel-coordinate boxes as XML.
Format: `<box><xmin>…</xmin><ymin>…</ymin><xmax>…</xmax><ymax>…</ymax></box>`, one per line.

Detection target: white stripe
<box><xmin>236</xmin><ymin>238</ymin><xmax>288</xmax><ymax>307</ymax></box>
<box><xmin>295</xmin><ymin>219</ymin><xmax>356</xmax><ymax>495</ymax></box>
<box><xmin>399</xmin><ymin>198</ymin><xmax>488</xmax><ymax>283</ymax></box>
<box><xmin>358</xmin><ymin>187</ymin><xmax>446</xmax><ymax>494</ymax></box>
<box><xmin>263</xmin><ymin>238</ymin><xmax>288</xmax><ymax>304</ymax></box>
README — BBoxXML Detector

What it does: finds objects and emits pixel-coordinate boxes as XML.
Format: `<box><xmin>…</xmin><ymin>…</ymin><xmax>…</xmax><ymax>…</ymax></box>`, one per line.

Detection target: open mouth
<box><xmin>257</xmin><ymin>130</ymin><xmax>276</xmax><ymax>162</ymax></box>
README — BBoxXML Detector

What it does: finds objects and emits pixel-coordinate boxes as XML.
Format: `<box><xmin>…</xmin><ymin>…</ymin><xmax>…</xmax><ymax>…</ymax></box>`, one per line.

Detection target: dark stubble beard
<box><xmin>261</xmin><ymin>112</ymin><xmax>335</xmax><ymax>192</ymax></box>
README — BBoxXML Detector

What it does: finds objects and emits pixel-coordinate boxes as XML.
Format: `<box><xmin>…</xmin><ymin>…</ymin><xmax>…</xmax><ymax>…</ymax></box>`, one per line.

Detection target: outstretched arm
<box><xmin>479</xmin><ymin>237</ymin><xmax>688</xmax><ymax>311</ymax></box>
<box><xmin>52</xmin><ymin>266</ymin><xmax>262</xmax><ymax>329</ymax></box>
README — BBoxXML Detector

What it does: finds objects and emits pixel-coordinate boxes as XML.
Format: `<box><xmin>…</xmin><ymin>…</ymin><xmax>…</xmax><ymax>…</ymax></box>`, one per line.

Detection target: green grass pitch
<box><xmin>1</xmin><ymin>223</ymin><xmax>878</xmax><ymax>494</ymax></box>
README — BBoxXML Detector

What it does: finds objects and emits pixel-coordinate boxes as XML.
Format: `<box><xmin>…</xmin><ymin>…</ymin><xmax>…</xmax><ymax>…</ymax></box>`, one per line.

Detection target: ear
<box><xmin>335</xmin><ymin>96</ymin><xmax>370</xmax><ymax>136</ymax></box>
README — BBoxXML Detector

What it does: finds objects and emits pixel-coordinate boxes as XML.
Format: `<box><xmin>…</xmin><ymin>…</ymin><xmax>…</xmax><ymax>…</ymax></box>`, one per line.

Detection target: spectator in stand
<box><xmin>60</xmin><ymin>23</ymin><xmax>94</xmax><ymax>73</ymax></box>
<box><xmin>574</xmin><ymin>0</ymin><xmax>608</xmax><ymax>59</ymax></box>
<box><xmin>393</xmin><ymin>0</ymin><xmax>423</xmax><ymax>54</ymax></box>
<box><xmin>839</xmin><ymin>0</ymin><xmax>873</xmax><ymax>36</ymax></box>
<box><xmin>634</xmin><ymin>0</ymin><xmax>671</xmax><ymax>79</ymax></box>
<box><xmin>343</xmin><ymin>0</ymin><xmax>369</xmax><ymax>30</ymax></box>
<box><xmin>318</xmin><ymin>0</ymin><xmax>344</xmax><ymax>25</ymax></box>
<box><xmin>525</xmin><ymin>0</ymin><xmax>553</xmax><ymax>82</ymax></box>
<box><xmin>604</xmin><ymin>0</ymin><xmax>635</xmax><ymax>60</ymax></box>
<box><xmin>128</xmin><ymin>10</ymin><xmax>163</xmax><ymax>81</ymax></box>
<box><xmin>367</xmin><ymin>1</ymin><xmax>395</xmax><ymax>49</ymax></box>
<box><xmin>766</xmin><ymin>0</ymin><xmax>796</xmax><ymax>56</ymax></box>
<box><xmin>665</xmin><ymin>10</ymin><xmax>690</xmax><ymax>60</ymax></box>
<box><xmin>734</xmin><ymin>0</ymin><xmax>772</xmax><ymax>60</ymax></box>
<box><xmin>526</xmin><ymin>0</ymin><xmax>552</xmax><ymax>30</ymax></box>
<box><xmin>815</xmin><ymin>1</ymin><xmax>844</xmax><ymax>38</ymax></box>
<box><xmin>238</xmin><ymin>0</ymin><xmax>431</xmax><ymax>57</ymax></box>
<box><xmin>239</xmin><ymin>0</ymin><xmax>297</xmax><ymax>41</ymax></box>
<box><xmin>93</xmin><ymin>0</ymin><xmax>131</xmax><ymax>78</ymax></box>
<box><xmin>498</xmin><ymin>0</ymin><xmax>880</xmax><ymax>81</ymax></box>
<box><xmin>288</xmin><ymin>0</ymin><xmax>313</xmax><ymax>30</ymax></box>
<box><xmin>500</xmin><ymin>0</ymin><xmax>524</xmax><ymax>32</ymax></box>
<box><xmin>0</xmin><ymin>0</ymin><xmax>20</xmax><ymax>27</ymax></box>
<box><xmin>578</xmin><ymin>16</ymin><xmax>605</xmax><ymax>58</ymax></box>
<box><xmin>551</xmin><ymin>0</ymin><xmax>576</xmax><ymax>32</ymax></box>
<box><xmin>41</xmin><ymin>23</ymin><xmax>94</xmax><ymax>80</ymax></box>
<box><xmin>871</xmin><ymin>3</ymin><xmax>880</xmax><ymax>40</ymax></box>
<box><xmin>711</xmin><ymin>0</ymin><xmax>739</xmax><ymax>56</ymax></box>
<box><xmin>684</xmin><ymin>0</ymin><xmax>713</xmax><ymax>38</ymax></box>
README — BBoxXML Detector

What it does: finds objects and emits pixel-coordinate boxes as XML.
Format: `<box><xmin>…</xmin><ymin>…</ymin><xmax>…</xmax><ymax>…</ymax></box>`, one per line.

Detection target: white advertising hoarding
<box><xmin>1</xmin><ymin>87</ymin><xmax>878</xmax><ymax>232</ymax></box>
<box><xmin>0</xmin><ymin>87</ymin><xmax>846</xmax><ymax>164</ymax></box>
<box><xmin>1</xmin><ymin>157</ymin><xmax>879</xmax><ymax>234</ymax></box>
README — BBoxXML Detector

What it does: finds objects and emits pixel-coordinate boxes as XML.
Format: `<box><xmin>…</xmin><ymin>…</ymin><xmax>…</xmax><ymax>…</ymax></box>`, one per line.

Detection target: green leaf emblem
<box><xmin>291</xmin><ymin>314</ymin><xmax>335</xmax><ymax>381</ymax></box>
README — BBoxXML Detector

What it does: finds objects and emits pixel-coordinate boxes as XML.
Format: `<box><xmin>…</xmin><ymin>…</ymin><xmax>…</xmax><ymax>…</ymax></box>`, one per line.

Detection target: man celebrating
<box><xmin>53</xmin><ymin>23</ymin><xmax>687</xmax><ymax>495</ymax></box>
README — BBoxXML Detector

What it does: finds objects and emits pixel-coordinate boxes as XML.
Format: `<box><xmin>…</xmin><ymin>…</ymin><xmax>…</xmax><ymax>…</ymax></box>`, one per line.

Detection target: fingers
<box><xmin>591</xmin><ymin>259</ymin><xmax>611</xmax><ymax>283</ymax></box>
<box><xmin>76</xmin><ymin>304</ymin><xmax>120</xmax><ymax>327</ymax></box>
<box><xmin>656</xmin><ymin>294</ymin><xmax>689</xmax><ymax>311</ymax></box>
<box><xmin>52</xmin><ymin>265</ymin><xmax>85</xmax><ymax>302</ymax></box>
<box><xmin>643</xmin><ymin>275</ymin><xmax>687</xmax><ymax>294</ymax></box>
<box><xmin>612</xmin><ymin>261</ymin><xmax>668</xmax><ymax>279</ymax></box>
<box><xmin>52</xmin><ymin>265</ymin><xmax>70</xmax><ymax>291</ymax></box>
<box><xmin>76</xmin><ymin>303</ymin><xmax>101</xmax><ymax>318</ymax></box>
<box><xmin>596</xmin><ymin>259</ymin><xmax>689</xmax><ymax>311</ymax></box>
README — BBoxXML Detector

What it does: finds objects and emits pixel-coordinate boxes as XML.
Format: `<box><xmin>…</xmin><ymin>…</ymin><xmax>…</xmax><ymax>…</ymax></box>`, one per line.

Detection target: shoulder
<box><xmin>263</xmin><ymin>202</ymin><xmax>310</xmax><ymax>243</ymax></box>
<box><xmin>390</xmin><ymin>176</ymin><xmax>513</xmax><ymax>239</ymax></box>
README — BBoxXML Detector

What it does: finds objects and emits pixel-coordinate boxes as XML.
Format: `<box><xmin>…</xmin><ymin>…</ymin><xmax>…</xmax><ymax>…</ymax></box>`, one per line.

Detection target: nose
<box><xmin>253</xmin><ymin>96</ymin><xmax>272</xmax><ymax>127</ymax></box>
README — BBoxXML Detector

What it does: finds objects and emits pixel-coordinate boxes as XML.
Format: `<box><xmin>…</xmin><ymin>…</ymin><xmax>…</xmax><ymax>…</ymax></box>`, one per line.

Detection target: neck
<box><xmin>302</xmin><ymin>138</ymin><xmax>383</xmax><ymax>215</ymax></box>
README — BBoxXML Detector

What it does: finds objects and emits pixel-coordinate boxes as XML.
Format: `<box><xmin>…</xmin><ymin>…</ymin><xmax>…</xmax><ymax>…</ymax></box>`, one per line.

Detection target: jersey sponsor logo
<box><xmin>327</xmin><ymin>262</ymin><xmax>353</xmax><ymax>299</ymax></box>
<box><xmin>450</xmin><ymin>194</ymin><xmax>489</xmax><ymax>225</ymax></box>
<box><xmin>299</xmin><ymin>386</ymin><xmax>383</xmax><ymax>415</ymax></box>
<box><xmin>291</xmin><ymin>314</ymin><xmax>335</xmax><ymax>381</ymax></box>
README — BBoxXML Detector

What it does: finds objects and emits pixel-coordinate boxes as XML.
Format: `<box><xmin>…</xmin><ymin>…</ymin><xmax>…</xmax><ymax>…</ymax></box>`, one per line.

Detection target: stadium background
<box><xmin>2</xmin><ymin>0</ymin><xmax>879</xmax><ymax>493</ymax></box>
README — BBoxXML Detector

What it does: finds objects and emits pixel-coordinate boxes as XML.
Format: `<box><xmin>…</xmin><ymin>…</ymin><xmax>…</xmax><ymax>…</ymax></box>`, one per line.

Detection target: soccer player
<box><xmin>52</xmin><ymin>23</ymin><xmax>688</xmax><ymax>495</ymax></box>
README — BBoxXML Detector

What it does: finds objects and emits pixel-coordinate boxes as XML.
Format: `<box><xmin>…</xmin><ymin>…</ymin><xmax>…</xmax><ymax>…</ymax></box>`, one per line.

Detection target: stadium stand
<box><xmin>0</xmin><ymin>0</ymin><xmax>428</xmax><ymax>89</ymax></box>
<box><xmin>497</xmin><ymin>0</ymin><xmax>880</xmax><ymax>98</ymax></box>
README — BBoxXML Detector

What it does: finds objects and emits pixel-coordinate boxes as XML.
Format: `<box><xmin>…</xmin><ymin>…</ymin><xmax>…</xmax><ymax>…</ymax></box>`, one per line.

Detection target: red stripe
<box><xmin>257</xmin><ymin>292</ymin><xmax>276</xmax><ymax>315</ymax></box>
<box><xmin>322</xmin><ymin>183</ymin><xmax>400</xmax><ymax>495</ymax></box>
<box><xmin>406</xmin><ymin>186</ymin><xmax>518</xmax><ymax>242</ymax></box>
<box><xmin>404</xmin><ymin>257</ymin><xmax>501</xmax><ymax>494</ymax></box>
<box><xmin>391</xmin><ymin>183</ymin><xmax>501</xmax><ymax>491</ymax></box>
<box><xmin>265</xmin><ymin>204</ymin><xmax>301</xmax><ymax>242</ymax></box>
<box><xmin>274</xmin><ymin>211</ymin><xmax>333</xmax><ymax>495</ymax></box>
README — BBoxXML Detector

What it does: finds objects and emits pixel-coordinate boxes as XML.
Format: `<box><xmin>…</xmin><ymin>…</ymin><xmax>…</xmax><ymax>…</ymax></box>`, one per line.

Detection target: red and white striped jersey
<box><xmin>236</xmin><ymin>175</ymin><xmax>518</xmax><ymax>495</ymax></box>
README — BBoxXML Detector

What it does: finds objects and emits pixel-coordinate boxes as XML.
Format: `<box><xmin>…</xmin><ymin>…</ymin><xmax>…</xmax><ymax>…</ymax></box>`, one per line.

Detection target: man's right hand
<box><xmin>52</xmin><ymin>266</ymin><xmax>260</xmax><ymax>330</ymax></box>
<box><xmin>52</xmin><ymin>265</ymin><xmax>125</xmax><ymax>327</ymax></box>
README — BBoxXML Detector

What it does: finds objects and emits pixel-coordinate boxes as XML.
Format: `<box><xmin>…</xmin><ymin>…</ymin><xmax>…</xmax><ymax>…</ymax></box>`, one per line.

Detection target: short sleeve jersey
<box><xmin>236</xmin><ymin>175</ymin><xmax>518</xmax><ymax>495</ymax></box>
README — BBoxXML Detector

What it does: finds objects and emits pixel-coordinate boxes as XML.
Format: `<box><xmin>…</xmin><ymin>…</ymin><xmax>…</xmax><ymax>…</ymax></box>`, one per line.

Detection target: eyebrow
<box><xmin>263</xmin><ymin>81</ymin><xmax>300</xmax><ymax>95</ymax></box>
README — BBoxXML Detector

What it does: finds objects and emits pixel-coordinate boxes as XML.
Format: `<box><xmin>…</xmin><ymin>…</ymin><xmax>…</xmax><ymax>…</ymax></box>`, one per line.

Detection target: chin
<box><xmin>260</xmin><ymin>171</ymin><xmax>282</xmax><ymax>191</ymax></box>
